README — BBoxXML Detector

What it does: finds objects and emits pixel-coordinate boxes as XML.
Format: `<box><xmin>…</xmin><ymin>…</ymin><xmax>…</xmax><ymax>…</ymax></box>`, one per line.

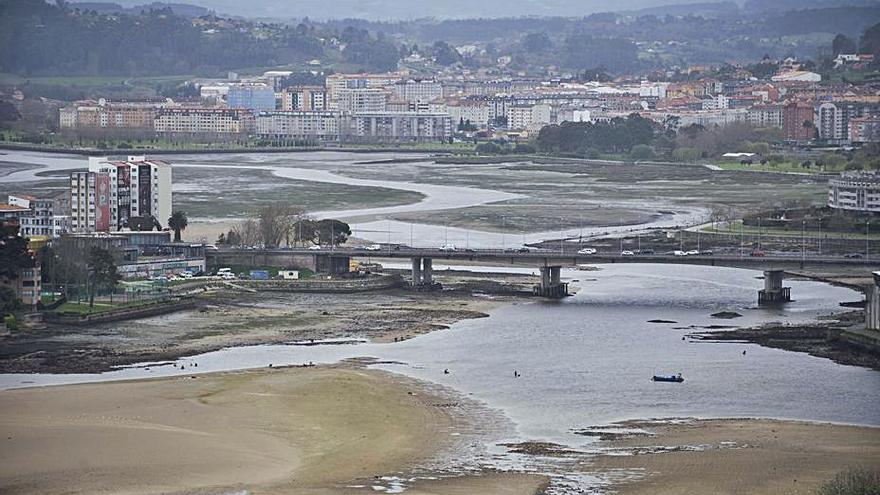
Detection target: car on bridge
<box><xmin>505</xmin><ymin>246</ymin><xmax>530</xmax><ymax>253</ymax></box>
<box><xmin>621</xmin><ymin>250</ymin><xmax>635</xmax><ymax>256</ymax></box>
<box><xmin>440</xmin><ymin>244</ymin><xmax>457</xmax><ymax>252</ymax></box>
<box><xmin>308</xmin><ymin>245</ymin><xmax>322</xmax><ymax>251</ymax></box>
<box><xmin>577</xmin><ymin>247</ymin><xmax>597</xmax><ymax>255</ymax></box>
<box><xmin>365</xmin><ymin>244</ymin><xmax>382</xmax><ymax>251</ymax></box>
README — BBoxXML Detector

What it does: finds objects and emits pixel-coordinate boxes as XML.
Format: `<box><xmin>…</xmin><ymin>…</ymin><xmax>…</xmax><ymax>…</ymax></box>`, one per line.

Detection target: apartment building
<box><xmin>392</xmin><ymin>79</ymin><xmax>443</xmax><ymax>104</ymax></box>
<box><xmin>282</xmin><ymin>86</ymin><xmax>327</xmax><ymax>111</ymax></box>
<box><xmin>747</xmin><ymin>104</ymin><xmax>782</xmax><ymax>128</ymax></box>
<box><xmin>8</xmin><ymin>193</ymin><xmax>70</xmax><ymax>239</ymax></box>
<box><xmin>782</xmin><ymin>101</ymin><xmax>815</xmax><ymax>142</ymax></box>
<box><xmin>70</xmin><ymin>171</ymin><xmax>111</xmax><ymax>233</ymax></box>
<box><xmin>850</xmin><ymin>116</ymin><xmax>880</xmax><ymax>144</ymax></box>
<box><xmin>336</xmin><ymin>88</ymin><xmax>388</xmax><ymax>113</ymax></box>
<box><xmin>227</xmin><ymin>83</ymin><xmax>276</xmax><ymax>111</ymax></box>
<box><xmin>256</xmin><ymin>111</ymin><xmax>339</xmax><ymax>141</ymax></box>
<box><xmin>88</xmin><ymin>156</ymin><xmax>172</xmax><ymax>230</ymax></box>
<box><xmin>828</xmin><ymin>173</ymin><xmax>880</xmax><ymax>213</ymax></box>
<box><xmin>325</xmin><ymin>72</ymin><xmax>406</xmax><ymax>107</ymax></box>
<box><xmin>154</xmin><ymin>108</ymin><xmax>254</xmax><ymax>134</ymax></box>
<box><xmin>506</xmin><ymin>104</ymin><xmax>552</xmax><ymax>130</ymax></box>
<box><xmin>339</xmin><ymin>112</ymin><xmax>452</xmax><ymax>143</ymax></box>
<box><xmin>59</xmin><ymin>100</ymin><xmax>160</xmax><ymax>132</ymax></box>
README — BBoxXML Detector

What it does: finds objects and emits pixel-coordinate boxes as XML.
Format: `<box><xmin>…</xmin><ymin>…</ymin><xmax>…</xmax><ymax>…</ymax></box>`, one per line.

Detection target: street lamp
<box><xmin>867</xmin><ymin>219</ymin><xmax>871</xmax><ymax>261</ymax></box>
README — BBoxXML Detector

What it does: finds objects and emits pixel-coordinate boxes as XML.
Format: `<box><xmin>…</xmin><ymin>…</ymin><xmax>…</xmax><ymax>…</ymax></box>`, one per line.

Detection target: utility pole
<box><xmin>410</xmin><ymin>222</ymin><xmax>414</xmax><ymax>248</ymax></box>
<box><xmin>867</xmin><ymin>219</ymin><xmax>870</xmax><ymax>261</ymax></box>
<box><xmin>502</xmin><ymin>216</ymin><xmax>506</xmax><ymax>250</ymax></box>
<box><xmin>802</xmin><ymin>219</ymin><xmax>806</xmax><ymax>262</ymax></box>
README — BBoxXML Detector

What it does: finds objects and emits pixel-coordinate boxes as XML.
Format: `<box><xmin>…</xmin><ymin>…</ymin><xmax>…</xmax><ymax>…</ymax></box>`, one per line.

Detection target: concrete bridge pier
<box><xmin>867</xmin><ymin>272</ymin><xmax>880</xmax><ymax>332</ymax></box>
<box><xmin>422</xmin><ymin>258</ymin><xmax>433</xmax><ymax>285</ymax></box>
<box><xmin>758</xmin><ymin>269</ymin><xmax>791</xmax><ymax>305</ymax></box>
<box><xmin>411</xmin><ymin>257</ymin><xmax>422</xmax><ymax>285</ymax></box>
<box><xmin>410</xmin><ymin>257</ymin><xmax>437</xmax><ymax>289</ymax></box>
<box><xmin>534</xmin><ymin>265</ymin><xmax>568</xmax><ymax>298</ymax></box>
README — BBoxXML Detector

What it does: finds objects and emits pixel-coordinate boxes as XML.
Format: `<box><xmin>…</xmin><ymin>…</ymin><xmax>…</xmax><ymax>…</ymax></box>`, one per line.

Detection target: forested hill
<box><xmin>0</xmin><ymin>0</ymin><xmax>330</xmax><ymax>76</ymax></box>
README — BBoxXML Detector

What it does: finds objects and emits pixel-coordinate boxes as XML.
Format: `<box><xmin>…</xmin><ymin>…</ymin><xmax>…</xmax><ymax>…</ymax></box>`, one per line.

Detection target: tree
<box><xmin>432</xmin><ymin>41</ymin><xmax>462</xmax><ymax>66</ymax></box>
<box><xmin>168</xmin><ymin>211</ymin><xmax>188</xmax><ymax>242</ymax></box>
<box><xmin>86</xmin><ymin>247</ymin><xmax>120</xmax><ymax>308</ymax></box>
<box><xmin>523</xmin><ymin>32</ymin><xmax>552</xmax><ymax>53</ymax></box>
<box><xmin>831</xmin><ymin>34</ymin><xmax>857</xmax><ymax>56</ymax></box>
<box><xmin>315</xmin><ymin>219</ymin><xmax>351</xmax><ymax>247</ymax></box>
<box><xmin>860</xmin><ymin>22</ymin><xmax>880</xmax><ymax>58</ymax></box>
<box><xmin>0</xmin><ymin>224</ymin><xmax>32</xmax><ymax>281</ymax></box>
<box><xmin>630</xmin><ymin>144</ymin><xmax>655</xmax><ymax>160</ymax></box>
<box><xmin>0</xmin><ymin>284</ymin><xmax>21</xmax><ymax>317</ymax></box>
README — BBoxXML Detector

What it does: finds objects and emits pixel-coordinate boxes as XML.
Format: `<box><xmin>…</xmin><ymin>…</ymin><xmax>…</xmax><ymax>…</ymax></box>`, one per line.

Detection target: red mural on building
<box><xmin>95</xmin><ymin>173</ymin><xmax>111</xmax><ymax>231</ymax></box>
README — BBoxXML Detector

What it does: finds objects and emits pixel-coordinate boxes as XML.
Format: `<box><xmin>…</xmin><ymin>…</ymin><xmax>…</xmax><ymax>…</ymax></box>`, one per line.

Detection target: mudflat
<box><xmin>592</xmin><ymin>418</ymin><xmax>880</xmax><ymax>495</ymax></box>
<box><xmin>0</xmin><ymin>366</ymin><xmax>544</xmax><ymax>495</ymax></box>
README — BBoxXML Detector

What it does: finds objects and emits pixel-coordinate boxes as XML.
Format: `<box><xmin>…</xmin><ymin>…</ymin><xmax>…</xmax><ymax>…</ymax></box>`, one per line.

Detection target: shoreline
<box><xmin>0</xmin><ymin>288</ymin><xmax>519</xmax><ymax>375</ymax></box>
<box><xmin>0</xmin><ymin>363</ymin><xmax>546</xmax><ymax>495</ymax></box>
<box><xmin>591</xmin><ymin>417</ymin><xmax>880</xmax><ymax>494</ymax></box>
<box><xmin>0</xmin><ymin>143</ymin><xmax>465</xmax><ymax>156</ymax></box>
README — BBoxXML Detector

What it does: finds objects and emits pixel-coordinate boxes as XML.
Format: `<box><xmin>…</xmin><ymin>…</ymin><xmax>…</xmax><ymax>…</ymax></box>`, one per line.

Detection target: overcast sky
<box><xmin>112</xmin><ymin>0</ymin><xmax>738</xmax><ymax>20</ymax></box>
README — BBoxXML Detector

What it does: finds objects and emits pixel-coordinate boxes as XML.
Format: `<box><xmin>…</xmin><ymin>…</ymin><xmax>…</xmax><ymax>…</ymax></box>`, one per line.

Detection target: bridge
<box><xmin>207</xmin><ymin>246</ymin><xmax>880</xmax><ymax>301</ymax></box>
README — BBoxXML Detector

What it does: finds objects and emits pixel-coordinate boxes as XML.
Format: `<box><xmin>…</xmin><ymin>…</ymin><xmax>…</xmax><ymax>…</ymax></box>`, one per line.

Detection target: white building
<box><xmin>828</xmin><ymin>173</ymin><xmax>880</xmax><ymax>213</ymax></box>
<box><xmin>154</xmin><ymin>108</ymin><xmax>254</xmax><ymax>134</ymax></box>
<box><xmin>506</xmin><ymin>104</ymin><xmax>552</xmax><ymax>130</ymax></box>
<box><xmin>747</xmin><ymin>105</ymin><xmax>783</xmax><ymax>128</ymax></box>
<box><xmin>336</xmin><ymin>88</ymin><xmax>388</xmax><ymax>113</ymax></box>
<box><xmin>88</xmin><ymin>156</ymin><xmax>173</xmax><ymax>230</ymax></box>
<box><xmin>392</xmin><ymin>80</ymin><xmax>443</xmax><ymax>104</ymax></box>
<box><xmin>9</xmin><ymin>194</ymin><xmax>70</xmax><ymax>239</ymax></box>
<box><xmin>339</xmin><ymin>112</ymin><xmax>452</xmax><ymax>143</ymax></box>
<box><xmin>771</xmin><ymin>71</ymin><xmax>822</xmax><ymax>83</ymax></box>
<box><xmin>256</xmin><ymin>111</ymin><xmax>339</xmax><ymax>141</ymax></box>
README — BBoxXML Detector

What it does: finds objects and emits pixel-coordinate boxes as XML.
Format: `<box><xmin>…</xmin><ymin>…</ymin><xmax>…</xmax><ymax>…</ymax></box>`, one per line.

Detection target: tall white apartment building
<box><xmin>256</xmin><ymin>111</ymin><xmax>339</xmax><ymax>141</ymax></box>
<box><xmin>393</xmin><ymin>80</ymin><xmax>443</xmax><ymax>104</ymax></box>
<box><xmin>336</xmin><ymin>88</ymin><xmax>388</xmax><ymax>113</ymax></box>
<box><xmin>70</xmin><ymin>171</ymin><xmax>109</xmax><ymax>233</ymax></box>
<box><xmin>88</xmin><ymin>156</ymin><xmax>172</xmax><ymax>230</ymax></box>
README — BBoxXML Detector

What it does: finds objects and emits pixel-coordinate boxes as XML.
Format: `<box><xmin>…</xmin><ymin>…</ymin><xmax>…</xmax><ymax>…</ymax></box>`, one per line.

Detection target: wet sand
<box><xmin>592</xmin><ymin>418</ymin><xmax>880</xmax><ymax>494</ymax></box>
<box><xmin>0</xmin><ymin>366</ymin><xmax>545</xmax><ymax>495</ymax></box>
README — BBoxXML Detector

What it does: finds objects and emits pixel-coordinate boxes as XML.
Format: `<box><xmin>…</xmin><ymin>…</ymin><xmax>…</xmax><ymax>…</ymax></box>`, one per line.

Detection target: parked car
<box><xmin>365</xmin><ymin>244</ymin><xmax>382</xmax><ymax>251</ymax></box>
<box><xmin>440</xmin><ymin>244</ymin><xmax>457</xmax><ymax>252</ymax></box>
<box><xmin>750</xmin><ymin>249</ymin><xmax>765</xmax><ymax>257</ymax></box>
<box><xmin>308</xmin><ymin>245</ymin><xmax>322</xmax><ymax>251</ymax></box>
<box><xmin>637</xmin><ymin>248</ymin><xmax>655</xmax><ymax>255</ymax></box>
<box><xmin>577</xmin><ymin>247</ymin><xmax>597</xmax><ymax>255</ymax></box>
<box><xmin>354</xmin><ymin>244</ymin><xmax>367</xmax><ymax>250</ymax></box>
<box><xmin>686</xmin><ymin>250</ymin><xmax>700</xmax><ymax>256</ymax></box>
<box><xmin>505</xmin><ymin>246</ymin><xmax>530</xmax><ymax>253</ymax></box>
<box><xmin>844</xmin><ymin>253</ymin><xmax>864</xmax><ymax>259</ymax></box>
<box><xmin>700</xmin><ymin>249</ymin><xmax>714</xmax><ymax>255</ymax></box>
<box><xmin>621</xmin><ymin>250</ymin><xmax>635</xmax><ymax>257</ymax></box>
<box><xmin>673</xmin><ymin>250</ymin><xmax>687</xmax><ymax>256</ymax></box>
<box><xmin>178</xmin><ymin>271</ymin><xmax>194</xmax><ymax>279</ymax></box>
<box><xmin>220</xmin><ymin>272</ymin><xmax>236</xmax><ymax>280</ymax></box>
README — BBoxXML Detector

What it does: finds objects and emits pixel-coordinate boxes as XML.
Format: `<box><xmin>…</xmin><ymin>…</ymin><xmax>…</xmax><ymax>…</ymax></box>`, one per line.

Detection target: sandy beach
<box><xmin>0</xmin><ymin>366</ymin><xmax>545</xmax><ymax>495</ymax></box>
<box><xmin>592</xmin><ymin>418</ymin><xmax>880</xmax><ymax>494</ymax></box>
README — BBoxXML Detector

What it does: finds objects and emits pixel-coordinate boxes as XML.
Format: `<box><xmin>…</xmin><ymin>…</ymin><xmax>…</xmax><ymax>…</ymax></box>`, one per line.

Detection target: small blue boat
<box><xmin>653</xmin><ymin>373</ymin><xmax>684</xmax><ymax>383</ymax></box>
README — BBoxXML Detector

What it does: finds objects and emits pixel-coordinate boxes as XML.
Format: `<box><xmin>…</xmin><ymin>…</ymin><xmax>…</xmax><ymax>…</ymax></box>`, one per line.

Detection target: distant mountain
<box><xmin>742</xmin><ymin>0</ymin><xmax>880</xmax><ymax>13</ymax></box>
<box><xmin>71</xmin><ymin>1</ymin><xmax>212</xmax><ymax>17</ymax></box>
<box><xmin>100</xmin><ymin>0</ymin><xmax>746</xmax><ymax>20</ymax></box>
<box><xmin>622</xmin><ymin>1</ymin><xmax>741</xmax><ymax>18</ymax></box>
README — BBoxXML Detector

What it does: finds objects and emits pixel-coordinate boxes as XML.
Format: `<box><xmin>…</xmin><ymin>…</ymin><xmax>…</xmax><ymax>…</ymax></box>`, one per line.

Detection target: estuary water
<box><xmin>2</xmin><ymin>264</ymin><xmax>878</xmax><ymax>443</ymax></box>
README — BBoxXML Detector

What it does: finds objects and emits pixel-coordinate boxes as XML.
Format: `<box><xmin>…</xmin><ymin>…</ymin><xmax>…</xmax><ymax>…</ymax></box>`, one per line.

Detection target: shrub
<box><xmin>475</xmin><ymin>142</ymin><xmax>502</xmax><ymax>154</ymax></box>
<box><xmin>2</xmin><ymin>315</ymin><xmax>17</xmax><ymax>331</ymax></box>
<box><xmin>817</xmin><ymin>468</ymin><xmax>880</xmax><ymax>495</ymax></box>
<box><xmin>630</xmin><ymin>144</ymin><xmax>655</xmax><ymax>160</ymax></box>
